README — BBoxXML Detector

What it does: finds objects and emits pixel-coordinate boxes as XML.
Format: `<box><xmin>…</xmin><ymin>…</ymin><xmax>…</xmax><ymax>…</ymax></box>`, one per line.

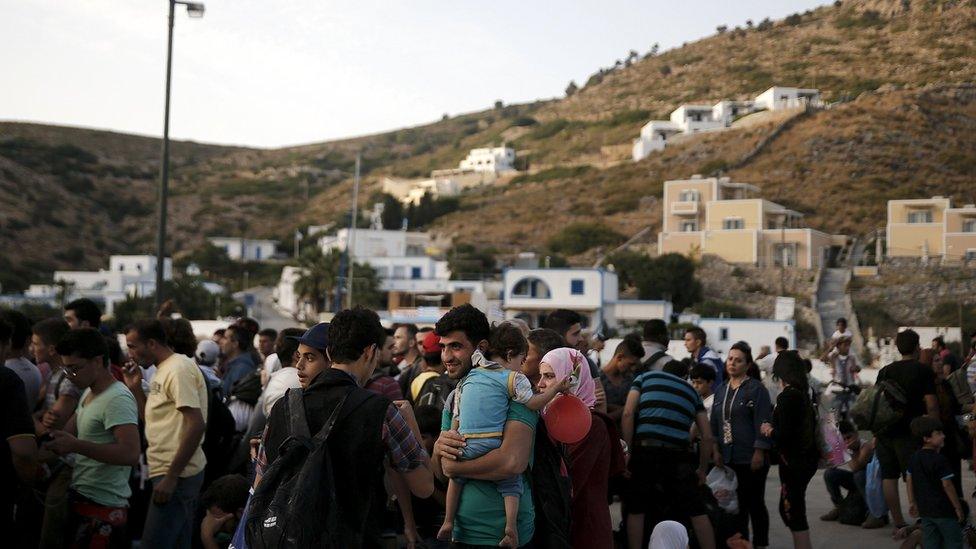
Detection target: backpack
<box><xmin>948</xmin><ymin>366</ymin><xmax>975</xmax><ymax>409</ymax></box>
<box><xmin>636</xmin><ymin>350</ymin><xmax>669</xmax><ymax>376</ymax></box>
<box><xmin>245</xmin><ymin>388</ymin><xmax>352</xmax><ymax>549</ymax></box>
<box><xmin>202</xmin><ymin>384</ymin><xmax>237</xmax><ymax>484</ymax></box>
<box><xmin>850</xmin><ymin>380</ymin><xmax>908</xmax><ymax>434</ymax></box>
<box><xmin>529</xmin><ymin>420</ymin><xmax>572</xmax><ymax>549</ymax></box>
<box><xmin>837</xmin><ymin>490</ymin><xmax>868</xmax><ymax>526</ymax></box>
<box><xmin>411</xmin><ymin>372</ymin><xmax>455</xmax><ymax>409</ymax></box>
<box><xmin>230</xmin><ymin>370</ymin><xmax>263</xmax><ymax>406</ymax></box>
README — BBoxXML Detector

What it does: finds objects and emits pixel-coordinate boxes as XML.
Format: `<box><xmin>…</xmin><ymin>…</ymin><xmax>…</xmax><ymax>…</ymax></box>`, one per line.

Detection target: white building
<box><xmin>208</xmin><ymin>237</ymin><xmax>278</xmax><ymax>262</ymax></box>
<box><xmin>382</xmin><ymin>176</ymin><xmax>461</xmax><ymax>206</ymax></box>
<box><xmin>26</xmin><ymin>255</ymin><xmax>174</xmax><ymax>316</ymax></box>
<box><xmin>633</xmin><ymin>86</ymin><xmax>821</xmax><ymax>161</ymax></box>
<box><xmin>667</xmin><ymin>314</ymin><xmax>797</xmax><ymax>359</ymax></box>
<box><xmin>753</xmin><ymin>86</ymin><xmax>822</xmax><ymax>112</ymax></box>
<box><xmin>459</xmin><ymin>147</ymin><xmax>516</xmax><ymax>174</ymax></box>
<box><xmin>502</xmin><ymin>268</ymin><xmax>672</xmax><ymax>330</ymax></box>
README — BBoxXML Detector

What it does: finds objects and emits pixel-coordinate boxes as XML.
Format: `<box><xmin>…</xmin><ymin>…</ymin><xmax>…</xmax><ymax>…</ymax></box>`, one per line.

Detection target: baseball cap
<box><xmin>421</xmin><ymin>330</ymin><xmax>442</xmax><ymax>355</ymax></box>
<box><xmin>195</xmin><ymin>339</ymin><xmax>220</xmax><ymax>366</ymax></box>
<box><xmin>288</xmin><ymin>322</ymin><xmax>329</xmax><ymax>352</ymax></box>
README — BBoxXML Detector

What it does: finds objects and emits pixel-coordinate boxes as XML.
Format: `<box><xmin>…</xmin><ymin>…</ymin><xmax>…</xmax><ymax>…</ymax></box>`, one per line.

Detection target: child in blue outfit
<box><xmin>906</xmin><ymin>416</ymin><xmax>965</xmax><ymax>549</ymax></box>
<box><xmin>438</xmin><ymin>323</ymin><xmax>570</xmax><ymax>547</ymax></box>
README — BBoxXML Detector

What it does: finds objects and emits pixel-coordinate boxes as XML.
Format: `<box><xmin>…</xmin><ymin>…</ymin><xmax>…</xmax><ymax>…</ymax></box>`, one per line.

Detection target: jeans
<box><xmin>141</xmin><ymin>471</ymin><xmax>204</xmax><ymax>549</ymax></box>
<box><xmin>921</xmin><ymin>517</ymin><xmax>963</xmax><ymax>549</ymax></box>
<box><xmin>729</xmin><ymin>463</ymin><xmax>770</xmax><ymax>547</ymax></box>
<box><xmin>823</xmin><ymin>467</ymin><xmax>868</xmax><ymax>508</ymax></box>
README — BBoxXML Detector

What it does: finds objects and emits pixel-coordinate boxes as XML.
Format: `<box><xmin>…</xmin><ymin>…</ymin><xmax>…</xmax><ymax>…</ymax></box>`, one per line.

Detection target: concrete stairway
<box><xmin>816</xmin><ymin>268</ymin><xmax>857</xmax><ymax>347</ymax></box>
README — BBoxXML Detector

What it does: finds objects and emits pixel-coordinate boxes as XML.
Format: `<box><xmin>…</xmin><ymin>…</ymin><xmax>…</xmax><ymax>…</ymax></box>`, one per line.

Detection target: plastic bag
<box><xmin>864</xmin><ymin>455</ymin><xmax>888</xmax><ymax>519</ymax></box>
<box><xmin>228</xmin><ymin>489</ymin><xmax>252</xmax><ymax>549</ymax></box>
<box><xmin>706</xmin><ymin>466</ymin><xmax>739</xmax><ymax>515</ymax></box>
<box><xmin>820</xmin><ymin>411</ymin><xmax>850</xmax><ymax>468</ymax></box>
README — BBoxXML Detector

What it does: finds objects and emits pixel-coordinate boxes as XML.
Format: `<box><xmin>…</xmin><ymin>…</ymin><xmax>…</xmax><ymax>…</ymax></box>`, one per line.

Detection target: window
<box><xmin>255</xmin><ymin>247</ymin><xmax>262</xmax><ymax>260</ymax></box>
<box><xmin>411</xmin><ymin>267</ymin><xmax>422</xmax><ymax>280</ymax></box>
<box><xmin>966</xmin><ymin>250</ymin><xmax>976</xmax><ymax>261</ymax></box>
<box><xmin>719</xmin><ymin>328</ymin><xmax>729</xmax><ymax>341</ymax></box>
<box><xmin>680</xmin><ymin>220</ymin><xmax>698</xmax><ymax>232</ymax></box>
<box><xmin>723</xmin><ymin>218</ymin><xmax>744</xmax><ymax>230</ymax></box>
<box><xmin>679</xmin><ymin>190</ymin><xmax>700</xmax><ymax>202</ymax></box>
<box><xmin>512</xmin><ymin>277</ymin><xmax>552</xmax><ymax>299</ymax></box>
<box><xmin>570</xmin><ymin>279</ymin><xmax>584</xmax><ymax>295</ymax></box>
<box><xmin>773</xmin><ymin>243</ymin><xmax>797</xmax><ymax>267</ymax></box>
<box><xmin>393</xmin><ymin>266</ymin><xmax>406</xmax><ymax>279</ymax></box>
<box><xmin>907</xmin><ymin>210</ymin><xmax>933</xmax><ymax>224</ymax></box>
<box><xmin>963</xmin><ymin>219</ymin><xmax>976</xmax><ymax>233</ymax></box>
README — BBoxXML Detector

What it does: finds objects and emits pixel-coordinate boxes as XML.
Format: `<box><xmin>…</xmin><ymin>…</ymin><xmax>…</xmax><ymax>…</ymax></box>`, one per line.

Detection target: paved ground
<box><xmin>612</xmin><ymin>465</ymin><xmax>974</xmax><ymax>548</ymax></box>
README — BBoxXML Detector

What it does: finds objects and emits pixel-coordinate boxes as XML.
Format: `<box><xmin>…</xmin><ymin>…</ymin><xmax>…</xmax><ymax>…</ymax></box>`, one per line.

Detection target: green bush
<box><xmin>600</xmin><ymin>194</ymin><xmax>639</xmax><ymax>215</ymax></box>
<box><xmin>834</xmin><ymin>9</ymin><xmax>885</xmax><ymax>29</ymax></box>
<box><xmin>547</xmin><ymin>223</ymin><xmax>625</xmax><ymax>256</ymax></box>
<box><xmin>607</xmin><ymin>251</ymin><xmax>702</xmax><ymax>312</ymax></box>
<box><xmin>525</xmin><ymin>119</ymin><xmax>576</xmax><ymax>140</ymax></box>
<box><xmin>511</xmin><ymin>117</ymin><xmax>538</xmax><ymax>127</ymax></box>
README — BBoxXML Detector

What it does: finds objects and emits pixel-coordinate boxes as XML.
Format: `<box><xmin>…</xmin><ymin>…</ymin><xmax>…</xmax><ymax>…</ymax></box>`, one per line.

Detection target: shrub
<box><xmin>659</xmin><ymin>64</ymin><xmax>672</xmax><ymax>76</ymax></box>
<box><xmin>784</xmin><ymin>13</ymin><xmax>804</xmax><ymax>26</ymax></box>
<box><xmin>547</xmin><ymin>223</ymin><xmax>625</xmax><ymax>256</ymax></box>
<box><xmin>600</xmin><ymin>194</ymin><xmax>639</xmax><ymax>215</ymax></box>
<box><xmin>525</xmin><ymin>119</ymin><xmax>572</xmax><ymax>140</ymax></box>
<box><xmin>511</xmin><ymin>117</ymin><xmax>538</xmax><ymax>127</ymax></box>
<box><xmin>834</xmin><ymin>9</ymin><xmax>885</xmax><ymax>29</ymax></box>
<box><xmin>607</xmin><ymin>251</ymin><xmax>702</xmax><ymax>312</ymax></box>
<box><xmin>510</xmin><ymin>165</ymin><xmax>593</xmax><ymax>185</ymax></box>
<box><xmin>691</xmin><ymin>300</ymin><xmax>749</xmax><ymax>318</ymax></box>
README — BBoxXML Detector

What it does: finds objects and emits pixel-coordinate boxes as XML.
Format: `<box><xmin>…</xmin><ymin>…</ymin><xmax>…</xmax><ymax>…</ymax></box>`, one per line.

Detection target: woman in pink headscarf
<box><xmin>538</xmin><ymin>348</ymin><xmax>626</xmax><ymax>548</ymax></box>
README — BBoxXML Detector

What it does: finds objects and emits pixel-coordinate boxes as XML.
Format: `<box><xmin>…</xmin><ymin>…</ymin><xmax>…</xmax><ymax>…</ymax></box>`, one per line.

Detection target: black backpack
<box><xmin>412</xmin><ymin>372</ymin><xmax>455</xmax><ymax>410</ymax></box>
<box><xmin>636</xmin><ymin>350</ymin><xmax>669</xmax><ymax>376</ymax></box>
<box><xmin>202</xmin><ymin>381</ymin><xmax>237</xmax><ymax>486</ymax></box>
<box><xmin>838</xmin><ymin>491</ymin><xmax>868</xmax><ymax>526</ymax></box>
<box><xmin>245</xmin><ymin>388</ymin><xmax>351</xmax><ymax>548</ymax></box>
<box><xmin>229</xmin><ymin>370</ymin><xmax>263</xmax><ymax>406</ymax></box>
<box><xmin>529</xmin><ymin>421</ymin><xmax>572</xmax><ymax>549</ymax></box>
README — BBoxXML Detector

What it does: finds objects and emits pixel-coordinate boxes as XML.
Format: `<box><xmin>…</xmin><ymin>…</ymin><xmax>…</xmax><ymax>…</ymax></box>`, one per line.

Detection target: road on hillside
<box><xmin>240</xmin><ymin>285</ymin><xmax>300</xmax><ymax>332</ymax></box>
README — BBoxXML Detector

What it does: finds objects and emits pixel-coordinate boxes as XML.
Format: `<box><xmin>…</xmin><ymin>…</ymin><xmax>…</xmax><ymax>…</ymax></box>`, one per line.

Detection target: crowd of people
<box><xmin>3</xmin><ymin>299</ymin><xmax>976</xmax><ymax>549</ymax></box>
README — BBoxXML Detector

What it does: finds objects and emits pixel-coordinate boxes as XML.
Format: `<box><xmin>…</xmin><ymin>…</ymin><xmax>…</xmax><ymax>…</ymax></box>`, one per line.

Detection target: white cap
<box><xmin>195</xmin><ymin>339</ymin><xmax>220</xmax><ymax>366</ymax></box>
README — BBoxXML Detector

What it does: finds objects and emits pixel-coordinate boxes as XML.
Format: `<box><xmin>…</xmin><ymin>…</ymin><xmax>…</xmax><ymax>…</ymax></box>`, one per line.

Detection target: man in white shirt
<box><xmin>831</xmin><ymin>317</ymin><xmax>854</xmax><ymax>342</ymax></box>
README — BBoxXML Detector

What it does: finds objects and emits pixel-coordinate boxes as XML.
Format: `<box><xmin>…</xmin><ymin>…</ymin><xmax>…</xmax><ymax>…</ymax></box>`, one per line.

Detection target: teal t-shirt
<box><xmin>442</xmin><ymin>401</ymin><xmax>538</xmax><ymax>545</ymax></box>
<box><xmin>72</xmin><ymin>381</ymin><xmax>139</xmax><ymax>507</ymax></box>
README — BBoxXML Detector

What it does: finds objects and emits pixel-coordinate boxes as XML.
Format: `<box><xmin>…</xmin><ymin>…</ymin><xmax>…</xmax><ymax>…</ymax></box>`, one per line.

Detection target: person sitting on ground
<box><xmin>821</xmin><ymin>420</ymin><xmax>881</xmax><ymax>527</ymax></box>
<box><xmin>906</xmin><ymin>416</ymin><xmax>964</xmax><ymax>548</ymax></box>
<box><xmin>599</xmin><ymin>334</ymin><xmax>645</xmax><ymax>423</ymax></box>
<box><xmin>199</xmin><ymin>474</ymin><xmax>250</xmax><ymax>549</ymax></box>
<box><xmin>437</xmin><ymin>321</ymin><xmax>569</xmax><ymax>547</ymax></box>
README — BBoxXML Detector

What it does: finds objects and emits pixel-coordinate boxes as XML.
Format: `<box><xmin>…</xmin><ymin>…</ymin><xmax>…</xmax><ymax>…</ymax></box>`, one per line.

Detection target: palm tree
<box><xmin>294</xmin><ymin>248</ymin><xmax>341</xmax><ymax>316</ymax></box>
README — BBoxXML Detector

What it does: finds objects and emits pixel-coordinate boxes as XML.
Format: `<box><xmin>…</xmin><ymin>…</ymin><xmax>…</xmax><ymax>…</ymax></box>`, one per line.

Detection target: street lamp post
<box><xmin>155</xmin><ymin>0</ymin><xmax>204</xmax><ymax>310</ymax></box>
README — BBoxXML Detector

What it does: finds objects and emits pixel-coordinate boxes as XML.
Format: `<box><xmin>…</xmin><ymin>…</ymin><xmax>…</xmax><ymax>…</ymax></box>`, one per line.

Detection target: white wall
<box><xmin>459</xmin><ymin>147</ymin><xmax>515</xmax><ymax>173</ymax></box>
<box><xmin>503</xmin><ymin>268</ymin><xmax>613</xmax><ymax>312</ymax></box>
<box><xmin>320</xmin><ymin>228</ymin><xmax>432</xmax><ymax>258</ymax></box>
<box><xmin>668</xmin><ymin>318</ymin><xmax>796</xmax><ymax>359</ymax></box>
<box><xmin>109</xmin><ymin>255</ymin><xmax>173</xmax><ymax>279</ymax></box>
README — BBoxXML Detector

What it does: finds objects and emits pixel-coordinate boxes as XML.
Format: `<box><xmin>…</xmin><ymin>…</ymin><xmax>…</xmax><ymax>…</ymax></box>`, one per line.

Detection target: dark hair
<box><xmin>201</xmin><ymin>474</ymin><xmax>250</xmax><ymax>513</ymax></box>
<box><xmin>394</xmin><ymin>323</ymin><xmax>420</xmax><ymax>340</ymax></box>
<box><xmin>543</xmin><ymin>309</ymin><xmax>582</xmax><ymax>340</ymax></box>
<box><xmin>910</xmin><ymin>416</ymin><xmax>943</xmax><ymax>440</ymax></box>
<box><xmin>55</xmin><ymin>328</ymin><xmax>109</xmax><ymax>367</ymax></box>
<box><xmin>33</xmin><ymin>317</ymin><xmax>71</xmax><ymax>347</ymax></box>
<box><xmin>838</xmin><ymin>420</ymin><xmax>857</xmax><ymax>436</ymax></box>
<box><xmin>896</xmin><ymin>329</ymin><xmax>920</xmax><ymax>356</ymax></box>
<box><xmin>730</xmin><ymin>340</ymin><xmax>754</xmax><ymax>366</ymax></box>
<box><xmin>642</xmin><ymin>319</ymin><xmax>669</xmax><ymax>346</ymax></box>
<box><xmin>0</xmin><ymin>310</ymin><xmax>32</xmax><ymax>351</ymax></box>
<box><xmin>418</xmin><ymin>326</ymin><xmax>433</xmax><ymax>334</ymax></box>
<box><xmin>487</xmin><ymin>322</ymin><xmax>528</xmax><ymax>362</ymax></box>
<box><xmin>663</xmin><ymin>360</ymin><xmax>689</xmax><ymax>378</ymax></box>
<box><xmin>126</xmin><ymin>319</ymin><xmax>168</xmax><ymax>346</ymax></box>
<box><xmin>685</xmin><ymin>326</ymin><xmax>706</xmax><ymax>344</ymax></box>
<box><xmin>836</xmin><ymin>317</ymin><xmax>847</xmax><ymax>326</ymax></box>
<box><xmin>0</xmin><ymin>317</ymin><xmax>12</xmax><ymax>348</ymax></box>
<box><xmin>235</xmin><ymin>317</ymin><xmax>260</xmax><ymax>339</ymax></box>
<box><xmin>275</xmin><ymin>328</ymin><xmax>304</xmax><ymax>369</ymax></box>
<box><xmin>774</xmin><ymin>337</ymin><xmax>789</xmax><ymax>351</ymax></box>
<box><xmin>615</xmin><ymin>334</ymin><xmax>646</xmax><ymax>359</ymax></box>
<box><xmin>435</xmin><ymin>304</ymin><xmax>490</xmax><ymax>347</ymax></box>
<box><xmin>415</xmin><ymin>405</ymin><xmax>442</xmax><ymax>438</ymax></box>
<box><xmin>104</xmin><ymin>335</ymin><xmax>123</xmax><ymax>366</ymax></box>
<box><xmin>328</xmin><ymin>307</ymin><xmax>386</xmax><ymax>364</ymax></box>
<box><xmin>161</xmin><ymin>318</ymin><xmax>197</xmax><ymax>357</ymax></box>
<box><xmin>689</xmin><ymin>362</ymin><xmax>716</xmax><ymax>382</ymax></box>
<box><xmin>773</xmin><ymin>350</ymin><xmax>809</xmax><ymax>394</ymax></box>
<box><xmin>258</xmin><ymin>328</ymin><xmax>278</xmax><ymax>339</ymax></box>
<box><xmin>932</xmin><ymin>336</ymin><xmax>946</xmax><ymax>350</ymax></box>
<box><xmin>224</xmin><ymin>325</ymin><xmax>249</xmax><ymax>352</ymax></box>
<box><xmin>213</xmin><ymin>328</ymin><xmax>226</xmax><ymax>338</ymax></box>
<box><xmin>526</xmin><ymin>328</ymin><xmax>566</xmax><ymax>356</ymax></box>
<box><xmin>65</xmin><ymin>298</ymin><xmax>102</xmax><ymax>328</ymax></box>
<box><xmin>423</xmin><ymin>350</ymin><xmax>442</xmax><ymax>366</ymax></box>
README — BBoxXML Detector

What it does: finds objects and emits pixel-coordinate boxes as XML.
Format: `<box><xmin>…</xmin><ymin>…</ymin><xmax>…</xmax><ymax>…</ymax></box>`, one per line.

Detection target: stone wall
<box><xmin>850</xmin><ymin>261</ymin><xmax>976</xmax><ymax>325</ymax></box>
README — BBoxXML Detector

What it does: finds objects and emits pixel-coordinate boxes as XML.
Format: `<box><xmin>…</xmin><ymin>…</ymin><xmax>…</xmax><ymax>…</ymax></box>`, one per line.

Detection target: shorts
<box><xmin>624</xmin><ymin>444</ymin><xmax>705</xmax><ymax>517</ymax></box>
<box><xmin>876</xmin><ymin>434</ymin><xmax>917</xmax><ymax>480</ymax></box>
<box><xmin>66</xmin><ymin>490</ymin><xmax>129</xmax><ymax>549</ymax></box>
<box><xmin>457</xmin><ymin>436</ymin><xmax>522</xmax><ymax>497</ymax></box>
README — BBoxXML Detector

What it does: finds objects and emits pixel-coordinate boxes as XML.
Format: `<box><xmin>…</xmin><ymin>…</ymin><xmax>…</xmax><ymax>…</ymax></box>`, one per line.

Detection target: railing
<box><xmin>670</xmin><ymin>201</ymin><xmax>699</xmax><ymax>215</ymax></box>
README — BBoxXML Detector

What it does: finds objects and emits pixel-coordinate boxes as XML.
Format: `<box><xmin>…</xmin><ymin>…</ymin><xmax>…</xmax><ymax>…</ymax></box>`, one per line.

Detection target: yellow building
<box><xmin>657</xmin><ymin>175</ymin><xmax>846</xmax><ymax>268</ymax></box>
<box><xmin>886</xmin><ymin>197</ymin><xmax>976</xmax><ymax>261</ymax></box>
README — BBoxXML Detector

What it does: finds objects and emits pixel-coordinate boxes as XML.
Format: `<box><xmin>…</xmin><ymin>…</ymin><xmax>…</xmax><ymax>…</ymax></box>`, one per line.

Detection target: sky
<box><xmin>1</xmin><ymin>0</ymin><xmax>828</xmax><ymax>149</ymax></box>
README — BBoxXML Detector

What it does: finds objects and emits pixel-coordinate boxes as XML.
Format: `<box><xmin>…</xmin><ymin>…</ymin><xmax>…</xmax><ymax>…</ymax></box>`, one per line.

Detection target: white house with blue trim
<box><xmin>208</xmin><ymin>237</ymin><xmax>278</xmax><ymax>262</ymax></box>
<box><xmin>502</xmin><ymin>268</ymin><xmax>672</xmax><ymax>330</ymax></box>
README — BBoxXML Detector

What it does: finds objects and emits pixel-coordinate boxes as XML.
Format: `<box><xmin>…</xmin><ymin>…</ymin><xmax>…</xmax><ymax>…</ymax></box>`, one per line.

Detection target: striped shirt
<box><xmin>631</xmin><ymin>371</ymin><xmax>704</xmax><ymax>448</ymax></box>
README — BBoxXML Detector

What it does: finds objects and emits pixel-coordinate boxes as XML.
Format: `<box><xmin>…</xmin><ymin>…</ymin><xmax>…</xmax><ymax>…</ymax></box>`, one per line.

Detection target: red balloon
<box><xmin>543</xmin><ymin>394</ymin><xmax>592</xmax><ymax>444</ymax></box>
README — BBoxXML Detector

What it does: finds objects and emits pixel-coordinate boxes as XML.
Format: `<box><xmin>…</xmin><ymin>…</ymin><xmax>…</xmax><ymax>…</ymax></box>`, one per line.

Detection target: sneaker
<box><xmin>820</xmin><ymin>508</ymin><xmax>841</xmax><ymax>521</ymax></box>
<box><xmin>861</xmin><ymin>515</ymin><xmax>887</xmax><ymax>529</ymax></box>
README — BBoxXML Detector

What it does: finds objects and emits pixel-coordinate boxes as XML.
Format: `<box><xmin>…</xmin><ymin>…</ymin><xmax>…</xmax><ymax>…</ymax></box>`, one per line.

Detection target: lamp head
<box><xmin>184</xmin><ymin>2</ymin><xmax>205</xmax><ymax>18</ymax></box>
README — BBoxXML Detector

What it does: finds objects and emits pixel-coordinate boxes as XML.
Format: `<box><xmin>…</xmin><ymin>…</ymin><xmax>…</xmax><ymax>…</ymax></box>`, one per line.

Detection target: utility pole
<box><xmin>345</xmin><ymin>153</ymin><xmax>361</xmax><ymax>308</ymax></box>
<box><xmin>155</xmin><ymin>1</ymin><xmax>175</xmax><ymax>311</ymax></box>
<box><xmin>780</xmin><ymin>214</ymin><xmax>787</xmax><ymax>296</ymax></box>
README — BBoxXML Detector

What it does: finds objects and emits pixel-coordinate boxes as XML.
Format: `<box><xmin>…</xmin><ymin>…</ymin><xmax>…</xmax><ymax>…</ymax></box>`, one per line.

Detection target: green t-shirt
<box><xmin>72</xmin><ymin>381</ymin><xmax>139</xmax><ymax>507</ymax></box>
<box><xmin>441</xmin><ymin>401</ymin><xmax>538</xmax><ymax>545</ymax></box>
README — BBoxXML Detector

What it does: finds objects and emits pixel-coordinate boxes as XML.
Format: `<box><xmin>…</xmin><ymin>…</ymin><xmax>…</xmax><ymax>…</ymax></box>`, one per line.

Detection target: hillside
<box><xmin>2</xmin><ymin>0</ymin><xmax>975</xmax><ymax>292</ymax></box>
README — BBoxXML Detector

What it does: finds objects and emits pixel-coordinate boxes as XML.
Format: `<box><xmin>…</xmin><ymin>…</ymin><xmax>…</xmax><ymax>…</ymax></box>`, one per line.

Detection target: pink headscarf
<box><xmin>540</xmin><ymin>347</ymin><xmax>596</xmax><ymax>408</ymax></box>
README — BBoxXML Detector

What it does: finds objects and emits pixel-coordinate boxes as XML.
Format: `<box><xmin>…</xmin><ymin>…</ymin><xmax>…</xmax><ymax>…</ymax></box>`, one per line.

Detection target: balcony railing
<box><xmin>671</xmin><ymin>201</ymin><xmax>699</xmax><ymax>215</ymax></box>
